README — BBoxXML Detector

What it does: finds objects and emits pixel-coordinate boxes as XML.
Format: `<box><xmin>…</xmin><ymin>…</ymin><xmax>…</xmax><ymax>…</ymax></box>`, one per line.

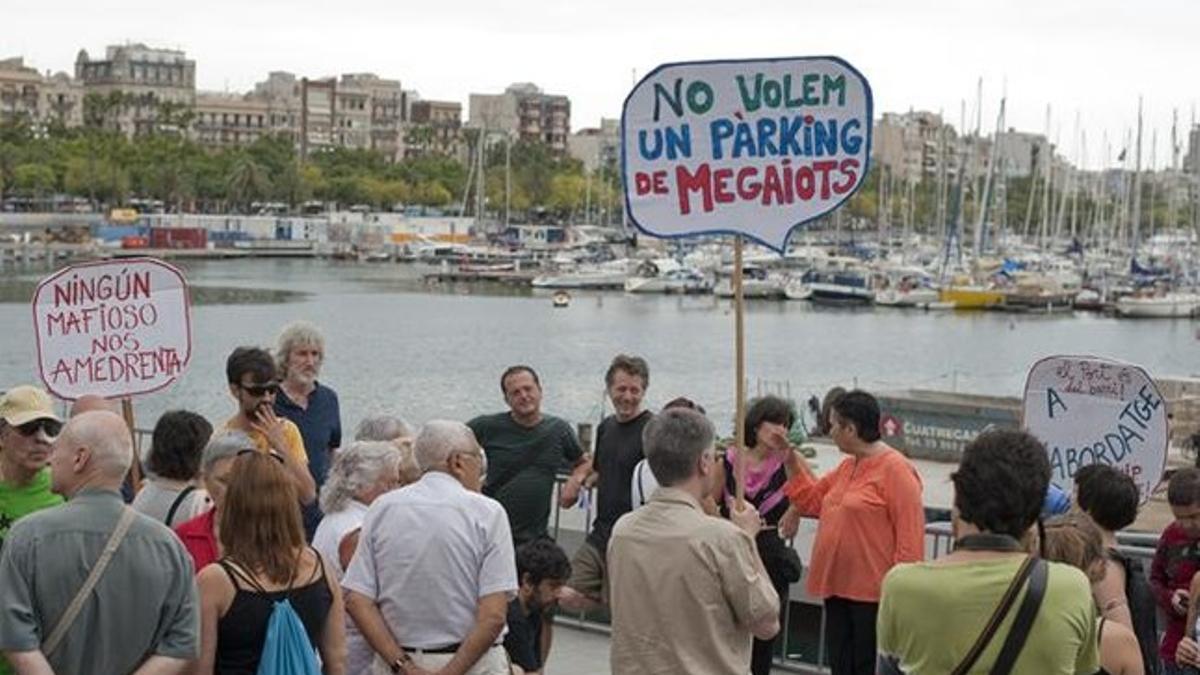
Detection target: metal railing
<box><xmin>546</xmin><ymin>476</ymin><xmax>1159</xmax><ymax>674</ymax></box>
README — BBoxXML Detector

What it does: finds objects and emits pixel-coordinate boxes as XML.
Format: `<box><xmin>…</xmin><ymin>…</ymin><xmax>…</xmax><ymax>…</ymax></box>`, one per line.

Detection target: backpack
<box><xmin>256</xmin><ymin>598</ymin><xmax>321</xmax><ymax>675</ymax></box>
<box><xmin>1114</xmin><ymin>551</ymin><xmax>1160</xmax><ymax>675</ymax></box>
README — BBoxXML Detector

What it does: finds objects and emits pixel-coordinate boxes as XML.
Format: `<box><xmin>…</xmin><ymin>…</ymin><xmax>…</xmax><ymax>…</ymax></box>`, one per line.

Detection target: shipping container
<box><xmin>149</xmin><ymin>227</ymin><xmax>208</xmax><ymax>249</ymax></box>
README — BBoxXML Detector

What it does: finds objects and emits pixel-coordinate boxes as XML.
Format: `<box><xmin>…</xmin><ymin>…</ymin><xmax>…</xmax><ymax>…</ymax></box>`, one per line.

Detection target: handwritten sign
<box><xmin>1022</xmin><ymin>356</ymin><xmax>1167</xmax><ymax>504</ymax></box>
<box><xmin>33</xmin><ymin>258</ymin><xmax>192</xmax><ymax>400</ymax></box>
<box><xmin>621</xmin><ymin>56</ymin><xmax>872</xmax><ymax>252</ymax></box>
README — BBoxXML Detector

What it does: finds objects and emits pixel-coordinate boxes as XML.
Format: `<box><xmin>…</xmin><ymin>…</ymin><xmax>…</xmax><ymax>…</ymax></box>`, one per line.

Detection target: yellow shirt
<box><xmin>222</xmin><ymin>419</ymin><xmax>308</xmax><ymax>466</ymax></box>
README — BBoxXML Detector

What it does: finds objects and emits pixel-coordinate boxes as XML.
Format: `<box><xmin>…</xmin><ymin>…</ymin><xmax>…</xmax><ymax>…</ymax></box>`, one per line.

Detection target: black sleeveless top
<box><xmin>1094</xmin><ymin>617</ymin><xmax>1112</xmax><ymax>675</ymax></box>
<box><xmin>215</xmin><ymin>550</ymin><xmax>333</xmax><ymax>675</ymax></box>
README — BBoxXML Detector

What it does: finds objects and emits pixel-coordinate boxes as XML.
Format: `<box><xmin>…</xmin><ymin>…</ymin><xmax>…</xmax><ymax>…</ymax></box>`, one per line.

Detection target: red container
<box><xmin>120</xmin><ymin>235</ymin><xmax>149</xmax><ymax>249</ymax></box>
<box><xmin>149</xmin><ymin>227</ymin><xmax>208</xmax><ymax>249</ymax></box>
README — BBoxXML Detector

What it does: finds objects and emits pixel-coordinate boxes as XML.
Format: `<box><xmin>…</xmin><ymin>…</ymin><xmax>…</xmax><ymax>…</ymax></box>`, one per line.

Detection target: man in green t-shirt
<box><xmin>468</xmin><ymin>365</ymin><xmax>590</xmax><ymax>546</ymax></box>
<box><xmin>0</xmin><ymin>386</ymin><xmax>65</xmax><ymax>551</ymax></box>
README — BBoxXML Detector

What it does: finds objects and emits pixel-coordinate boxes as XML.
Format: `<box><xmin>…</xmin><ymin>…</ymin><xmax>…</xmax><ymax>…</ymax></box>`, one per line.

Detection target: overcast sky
<box><xmin>7</xmin><ymin>0</ymin><xmax>1197</xmax><ymax>169</ymax></box>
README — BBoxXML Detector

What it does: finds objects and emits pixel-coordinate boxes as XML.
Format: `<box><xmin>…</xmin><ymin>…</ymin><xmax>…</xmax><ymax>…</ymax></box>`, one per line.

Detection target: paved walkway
<box><xmin>544</xmin><ymin>623</ymin><xmax>797</xmax><ymax>674</ymax></box>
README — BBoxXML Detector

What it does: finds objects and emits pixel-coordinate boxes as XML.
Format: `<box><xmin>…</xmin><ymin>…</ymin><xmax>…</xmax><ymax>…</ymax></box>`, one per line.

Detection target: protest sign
<box><xmin>33</xmin><ymin>258</ymin><xmax>192</xmax><ymax>400</ymax></box>
<box><xmin>621</xmin><ymin>56</ymin><xmax>872</xmax><ymax>253</ymax></box>
<box><xmin>1022</xmin><ymin>355</ymin><xmax>1167</xmax><ymax>504</ymax></box>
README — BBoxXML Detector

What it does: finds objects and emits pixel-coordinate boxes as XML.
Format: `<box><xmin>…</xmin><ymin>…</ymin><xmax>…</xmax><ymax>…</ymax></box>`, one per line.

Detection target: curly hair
<box><xmin>275</xmin><ymin>321</ymin><xmax>325</xmax><ymax>379</ymax></box>
<box><xmin>952</xmin><ymin>430</ymin><xmax>1050</xmax><ymax>540</ymax></box>
<box><xmin>516</xmin><ymin>538</ymin><xmax>571</xmax><ymax>586</ymax></box>
<box><xmin>319</xmin><ymin>441</ymin><xmax>402</xmax><ymax>513</ymax></box>
<box><xmin>744</xmin><ymin>395</ymin><xmax>795</xmax><ymax>447</ymax></box>
<box><xmin>1075</xmin><ymin>464</ymin><xmax>1139</xmax><ymax>531</ymax></box>
<box><xmin>147</xmin><ymin>410</ymin><xmax>213</xmax><ymax>481</ymax></box>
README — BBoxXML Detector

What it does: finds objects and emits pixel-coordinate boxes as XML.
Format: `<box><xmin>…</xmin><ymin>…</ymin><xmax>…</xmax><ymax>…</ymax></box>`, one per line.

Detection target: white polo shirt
<box><xmin>342</xmin><ymin>471</ymin><xmax>517</xmax><ymax>649</ymax></box>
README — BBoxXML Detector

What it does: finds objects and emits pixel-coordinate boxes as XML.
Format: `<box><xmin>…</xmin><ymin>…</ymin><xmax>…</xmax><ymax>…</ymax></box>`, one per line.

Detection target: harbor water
<box><xmin>1</xmin><ymin>257</ymin><xmax>1196</xmax><ymax>437</ymax></box>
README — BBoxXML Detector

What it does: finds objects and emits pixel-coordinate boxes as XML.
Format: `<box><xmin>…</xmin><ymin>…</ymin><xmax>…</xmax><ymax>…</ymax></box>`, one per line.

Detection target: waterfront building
<box><xmin>468</xmin><ymin>83</ymin><xmax>570</xmax><ymax>152</ymax></box>
<box><xmin>568</xmin><ymin>118</ymin><xmax>620</xmax><ymax>173</ymax></box>
<box><xmin>75</xmin><ymin>44</ymin><xmax>196</xmax><ymax>136</ymax></box>
<box><xmin>1185</xmin><ymin>125</ymin><xmax>1200</xmax><ymax>175</ymax></box>
<box><xmin>0</xmin><ymin>57</ymin><xmax>83</xmax><ymax>130</ymax></box>
<box><xmin>192</xmin><ymin>92</ymin><xmax>270</xmax><ymax>148</ymax></box>
<box><xmin>871</xmin><ymin>111</ymin><xmax>959</xmax><ymax>183</ymax></box>
<box><xmin>992</xmin><ymin>129</ymin><xmax>1055</xmax><ymax>179</ymax></box>
<box><xmin>406</xmin><ymin>99</ymin><xmax>464</xmax><ymax>160</ymax></box>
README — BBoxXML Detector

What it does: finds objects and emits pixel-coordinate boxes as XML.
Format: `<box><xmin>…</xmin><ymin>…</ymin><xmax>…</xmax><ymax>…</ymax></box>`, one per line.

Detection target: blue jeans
<box><xmin>1164</xmin><ymin>663</ymin><xmax>1200</xmax><ymax>675</ymax></box>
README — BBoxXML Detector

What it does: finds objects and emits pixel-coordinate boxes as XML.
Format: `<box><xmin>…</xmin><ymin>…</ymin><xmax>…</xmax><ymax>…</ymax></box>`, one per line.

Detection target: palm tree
<box><xmin>226</xmin><ymin>155</ymin><xmax>271</xmax><ymax>213</ymax></box>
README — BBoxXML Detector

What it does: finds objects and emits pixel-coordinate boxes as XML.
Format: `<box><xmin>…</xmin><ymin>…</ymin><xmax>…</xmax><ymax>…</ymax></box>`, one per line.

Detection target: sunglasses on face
<box><xmin>239</xmin><ymin>382</ymin><xmax>280</xmax><ymax>397</ymax></box>
<box><xmin>13</xmin><ymin>418</ymin><xmax>63</xmax><ymax>438</ymax></box>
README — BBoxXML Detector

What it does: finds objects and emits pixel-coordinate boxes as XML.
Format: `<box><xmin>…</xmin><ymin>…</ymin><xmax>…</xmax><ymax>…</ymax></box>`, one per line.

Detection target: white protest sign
<box><xmin>33</xmin><ymin>258</ymin><xmax>192</xmax><ymax>400</ymax></box>
<box><xmin>621</xmin><ymin>56</ymin><xmax>872</xmax><ymax>252</ymax></box>
<box><xmin>1022</xmin><ymin>355</ymin><xmax>1167</xmax><ymax>504</ymax></box>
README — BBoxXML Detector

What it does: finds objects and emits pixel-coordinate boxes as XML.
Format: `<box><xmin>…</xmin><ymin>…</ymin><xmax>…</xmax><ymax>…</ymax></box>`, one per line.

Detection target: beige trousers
<box><xmin>369</xmin><ymin>645</ymin><xmax>510</xmax><ymax>675</ymax></box>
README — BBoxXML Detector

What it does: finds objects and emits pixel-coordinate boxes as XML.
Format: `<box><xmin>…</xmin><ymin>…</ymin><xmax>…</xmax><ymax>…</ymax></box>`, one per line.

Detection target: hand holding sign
<box><xmin>1022</xmin><ymin>355</ymin><xmax>1168</xmax><ymax>504</ymax></box>
<box><xmin>622</xmin><ymin>56</ymin><xmax>872</xmax><ymax>252</ymax></box>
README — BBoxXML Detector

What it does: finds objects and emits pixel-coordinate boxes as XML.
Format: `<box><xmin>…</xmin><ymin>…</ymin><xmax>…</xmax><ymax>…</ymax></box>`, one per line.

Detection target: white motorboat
<box><xmin>624</xmin><ymin>259</ymin><xmax>712</xmax><ymax>294</ymax></box>
<box><xmin>1114</xmin><ymin>292</ymin><xmax>1200</xmax><ymax>318</ymax></box>
<box><xmin>531</xmin><ymin>260</ymin><xmax>630</xmax><ymax>290</ymax></box>
<box><xmin>713</xmin><ymin>265</ymin><xmax>786</xmax><ymax>299</ymax></box>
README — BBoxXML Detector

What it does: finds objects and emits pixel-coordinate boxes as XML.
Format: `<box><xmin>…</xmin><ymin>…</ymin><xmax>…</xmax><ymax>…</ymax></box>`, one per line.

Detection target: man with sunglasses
<box><xmin>0</xmin><ymin>386</ymin><xmax>64</xmax><ymax>553</ymax></box>
<box><xmin>222</xmin><ymin>347</ymin><xmax>317</xmax><ymax>506</ymax></box>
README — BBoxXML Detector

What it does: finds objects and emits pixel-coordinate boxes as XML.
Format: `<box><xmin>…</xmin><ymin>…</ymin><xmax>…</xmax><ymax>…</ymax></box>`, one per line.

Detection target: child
<box><xmin>1151</xmin><ymin>468</ymin><xmax>1200</xmax><ymax>674</ymax></box>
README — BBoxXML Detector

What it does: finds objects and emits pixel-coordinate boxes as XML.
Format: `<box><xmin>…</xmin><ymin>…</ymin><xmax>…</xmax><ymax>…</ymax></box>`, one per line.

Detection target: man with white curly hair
<box><xmin>273</xmin><ymin>320</ymin><xmax>342</xmax><ymax>537</ymax></box>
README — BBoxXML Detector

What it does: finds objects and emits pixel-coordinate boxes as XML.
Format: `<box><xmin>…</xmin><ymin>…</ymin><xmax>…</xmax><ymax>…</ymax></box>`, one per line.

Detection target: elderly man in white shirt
<box><xmin>344</xmin><ymin>420</ymin><xmax>517</xmax><ymax>675</ymax></box>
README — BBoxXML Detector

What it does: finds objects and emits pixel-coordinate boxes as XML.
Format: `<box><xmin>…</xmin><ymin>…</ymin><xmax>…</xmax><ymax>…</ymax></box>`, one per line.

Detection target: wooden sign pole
<box><xmin>733</xmin><ymin>235</ymin><xmax>747</xmax><ymax>510</ymax></box>
<box><xmin>121</xmin><ymin>398</ymin><xmax>144</xmax><ymax>494</ymax></box>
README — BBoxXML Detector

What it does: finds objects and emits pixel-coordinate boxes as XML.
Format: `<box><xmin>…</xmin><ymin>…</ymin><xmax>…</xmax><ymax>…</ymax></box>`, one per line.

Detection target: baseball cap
<box><xmin>0</xmin><ymin>386</ymin><xmax>62</xmax><ymax>427</ymax></box>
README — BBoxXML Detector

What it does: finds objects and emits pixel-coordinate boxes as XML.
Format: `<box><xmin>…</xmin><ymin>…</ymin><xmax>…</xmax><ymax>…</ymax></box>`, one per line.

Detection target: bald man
<box><xmin>68</xmin><ymin>394</ymin><xmax>119</xmax><ymax>418</ymax></box>
<box><xmin>0</xmin><ymin>411</ymin><xmax>198</xmax><ymax>675</ymax></box>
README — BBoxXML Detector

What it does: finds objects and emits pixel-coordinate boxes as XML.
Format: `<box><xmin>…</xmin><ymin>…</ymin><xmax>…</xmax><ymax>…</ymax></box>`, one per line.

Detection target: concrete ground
<box><xmin>544</xmin><ymin>623</ymin><xmax>795</xmax><ymax>674</ymax></box>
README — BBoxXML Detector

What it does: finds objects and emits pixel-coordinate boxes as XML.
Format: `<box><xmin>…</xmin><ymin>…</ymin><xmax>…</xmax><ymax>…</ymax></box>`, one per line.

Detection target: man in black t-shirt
<box><xmin>560</xmin><ymin>355</ymin><xmax>652</xmax><ymax>612</ymax></box>
<box><xmin>504</xmin><ymin>539</ymin><xmax>571</xmax><ymax>674</ymax></box>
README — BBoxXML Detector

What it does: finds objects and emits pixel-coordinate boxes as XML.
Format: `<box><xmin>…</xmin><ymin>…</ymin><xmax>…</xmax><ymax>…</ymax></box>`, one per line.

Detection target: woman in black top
<box><xmin>712</xmin><ymin>396</ymin><xmax>805</xmax><ymax>675</ymax></box>
<box><xmin>196</xmin><ymin>452</ymin><xmax>346</xmax><ymax>674</ymax></box>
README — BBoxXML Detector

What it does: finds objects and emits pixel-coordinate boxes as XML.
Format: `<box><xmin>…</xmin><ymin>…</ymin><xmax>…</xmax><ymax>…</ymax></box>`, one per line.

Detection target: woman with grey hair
<box><xmin>174</xmin><ymin>430</ymin><xmax>255</xmax><ymax>574</ymax></box>
<box><xmin>354</xmin><ymin>414</ymin><xmax>420</xmax><ymax>483</ymax></box>
<box><xmin>312</xmin><ymin>440</ymin><xmax>405</xmax><ymax>675</ymax></box>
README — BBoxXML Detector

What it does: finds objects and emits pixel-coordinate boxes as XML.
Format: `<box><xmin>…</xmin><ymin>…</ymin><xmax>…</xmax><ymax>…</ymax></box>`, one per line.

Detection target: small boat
<box><xmin>1114</xmin><ymin>291</ymin><xmax>1200</xmax><ymax>318</ymax></box>
<box><xmin>939</xmin><ymin>285</ymin><xmax>1005</xmax><ymax>310</ymax></box>
<box><xmin>805</xmin><ymin>269</ymin><xmax>875</xmax><ymax>306</ymax></box>
<box><xmin>783</xmin><ymin>278</ymin><xmax>812</xmax><ymax>301</ymax></box>
<box><xmin>532</xmin><ymin>260</ymin><xmax>629</xmax><ymax>290</ymax></box>
<box><xmin>552</xmin><ymin>291</ymin><xmax>571</xmax><ymax>308</ymax></box>
<box><xmin>713</xmin><ymin>265</ymin><xmax>786</xmax><ymax>299</ymax></box>
<box><xmin>625</xmin><ymin>259</ymin><xmax>713</xmax><ymax>294</ymax></box>
<box><xmin>1000</xmin><ymin>278</ymin><xmax>1076</xmax><ymax>313</ymax></box>
<box><xmin>1073</xmin><ymin>288</ymin><xmax>1105</xmax><ymax>311</ymax></box>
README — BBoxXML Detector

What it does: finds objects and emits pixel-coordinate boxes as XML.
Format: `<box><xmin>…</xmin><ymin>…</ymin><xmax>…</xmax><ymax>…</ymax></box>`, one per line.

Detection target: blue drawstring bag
<box><xmin>256</xmin><ymin>598</ymin><xmax>321</xmax><ymax>675</ymax></box>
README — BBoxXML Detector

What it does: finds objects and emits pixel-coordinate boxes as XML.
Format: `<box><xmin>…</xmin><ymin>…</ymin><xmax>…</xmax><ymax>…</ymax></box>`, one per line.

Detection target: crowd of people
<box><xmin>0</xmin><ymin>319</ymin><xmax>1193</xmax><ymax>674</ymax></box>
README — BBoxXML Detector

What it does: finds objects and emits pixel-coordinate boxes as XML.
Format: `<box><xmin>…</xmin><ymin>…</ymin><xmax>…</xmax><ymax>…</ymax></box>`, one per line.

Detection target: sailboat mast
<box><xmin>974</xmin><ymin>96</ymin><xmax>1005</xmax><ymax>258</ymax></box>
<box><xmin>1131</xmin><ymin>97</ymin><xmax>1144</xmax><ymax>257</ymax></box>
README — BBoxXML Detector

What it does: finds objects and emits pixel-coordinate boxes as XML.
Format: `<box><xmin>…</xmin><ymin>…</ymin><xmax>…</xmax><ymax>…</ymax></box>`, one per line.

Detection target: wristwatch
<box><xmin>389</xmin><ymin>655</ymin><xmax>410</xmax><ymax>673</ymax></box>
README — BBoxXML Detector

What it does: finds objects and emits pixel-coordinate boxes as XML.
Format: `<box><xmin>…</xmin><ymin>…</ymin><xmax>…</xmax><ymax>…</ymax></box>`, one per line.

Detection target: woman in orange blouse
<box><xmin>780</xmin><ymin>390</ymin><xmax>925</xmax><ymax>675</ymax></box>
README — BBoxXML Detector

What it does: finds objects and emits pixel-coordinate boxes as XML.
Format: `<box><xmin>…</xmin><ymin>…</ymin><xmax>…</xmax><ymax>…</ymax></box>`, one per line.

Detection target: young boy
<box><xmin>1151</xmin><ymin>467</ymin><xmax>1200</xmax><ymax>673</ymax></box>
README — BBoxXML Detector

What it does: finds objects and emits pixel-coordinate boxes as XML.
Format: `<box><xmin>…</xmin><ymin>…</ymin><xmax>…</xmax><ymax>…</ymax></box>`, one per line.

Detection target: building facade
<box><xmin>75</xmin><ymin>44</ymin><xmax>196</xmax><ymax>136</ymax></box>
<box><xmin>192</xmin><ymin>92</ymin><xmax>270</xmax><ymax>148</ymax></box>
<box><xmin>568</xmin><ymin>118</ymin><xmax>619</xmax><ymax>173</ymax></box>
<box><xmin>0</xmin><ymin>58</ymin><xmax>83</xmax><ymax>130</ymax></box>
<box><xmin>407</xmin><ymin>99</ymin><xmax>463</xmax><ymax>159</ymax></box>
<box><xmin>872</xmin><ymin>111</ymin><xmax>959</xmax><ymax>183</ymax></box>
<box><xmin>468</xmin><ymin>82</ymin><xmax>570</xmax><ymax>152</ymax></box>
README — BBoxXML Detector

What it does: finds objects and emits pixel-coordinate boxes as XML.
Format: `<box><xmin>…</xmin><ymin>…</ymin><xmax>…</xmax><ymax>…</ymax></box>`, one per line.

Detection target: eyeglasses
<box><xmin>238</xmin><ymin>382</ymin><xmax>280</xmax><ymax>397</ymax></box>
<box><xmin>236</xmin><ymin>448</ymin><xmax>286</xmax><ymax>464</ymax></box>
<box><xmin>13</xmin><ymin>418</ymin><xmax>62</xmax><ymax>438</ymax></box>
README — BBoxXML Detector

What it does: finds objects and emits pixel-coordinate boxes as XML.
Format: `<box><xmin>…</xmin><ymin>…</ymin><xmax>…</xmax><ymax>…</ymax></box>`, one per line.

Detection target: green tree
<box><xmin>226</xmin><ymin>155</ymin><xmax>271</xmax><ymax>212</ymax></box>
<box><xmin>13</xmin><ymin>163</ymin><xmax>57</xmax><ymax>197</ymax></box>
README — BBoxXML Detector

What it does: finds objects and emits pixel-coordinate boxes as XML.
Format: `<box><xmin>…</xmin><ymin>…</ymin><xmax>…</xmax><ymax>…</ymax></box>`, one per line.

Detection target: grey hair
<box><xmin>354</xmin><ymin>414</ymin><xmax>414</xmax><ymax>442</ymax></box>
<box><xmin>275</xmin><ymin>321</ymin><xmax>325</xmax><ymax>378</ymax></box>
<box><xmin>644</xmin><ymin>408</ymin><xmax>714</xmax><ymax>487</ymax></box>
<box><xmin>66</xmin><ymin>411</ymin><xmax>133</xmax><ymax>479</ymax></box>
<box><xmin>414</xmin><ymin>420</ymin><xmax>479</xmax><ymax>473</ymax></box>
<box><xmin>320</xmin><ymin>441</ymin><xmax>402</xmax><ymax>513</ymax></box>
<box><xmin>201</xmin><ymin>430</ymin><xmax>255</xmax><ymax>473</ymax></box>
